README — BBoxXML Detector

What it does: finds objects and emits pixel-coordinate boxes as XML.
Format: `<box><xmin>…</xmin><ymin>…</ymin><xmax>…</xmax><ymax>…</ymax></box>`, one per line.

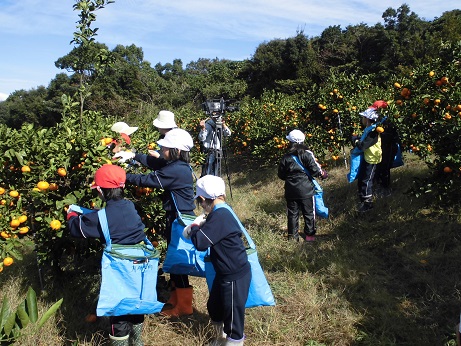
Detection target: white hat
<box><xmin>111</xmin><ymin>122</ymin><xmax>138</xmax><ymax>136</ymax></box>
<box><xmin>286</xmin><ymin>129</ymin><xmax>305</xmax><ymax>144</ymax></box>
<box><xmin>157</xmin><ymin>128</ymin><xmax>193</xmax><ymax>152</ymax></box>
<box><xmin>153</xmin><ymin>110</ymin><xmax>177</xmax><ymax>129</ymax></box>
<box><xmin>195</xmin><ymin>175</ymin><xmax>226</xmax><ymax>199</ymax></box>
<box><xmin>359</xmin><ymin>108</ymin><xmax>379</xmax><ymax>121</ymax></box>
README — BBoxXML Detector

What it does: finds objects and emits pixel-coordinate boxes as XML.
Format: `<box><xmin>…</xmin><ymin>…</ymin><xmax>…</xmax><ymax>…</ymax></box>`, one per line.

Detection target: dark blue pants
<box><xmin>357</xmin><ymin>161</ymin><xmax>376</xmax><ymax>203</ymax></box>
<box><xmin>207</xmin><ymin>269</ymin><xmax>251</xmax><ymax>340</ymax></box>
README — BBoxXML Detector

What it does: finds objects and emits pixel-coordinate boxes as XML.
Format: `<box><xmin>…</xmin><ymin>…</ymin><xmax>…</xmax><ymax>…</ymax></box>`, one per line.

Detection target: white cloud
<box><xmin>0</xmin><ymin>93</ymin><xmax>8</xmax><ymax>102</ymax></box>
<box><xmin>0</xmin><ymin>0</ymin><xmax>459</xmax><ymax>95</ymax></box>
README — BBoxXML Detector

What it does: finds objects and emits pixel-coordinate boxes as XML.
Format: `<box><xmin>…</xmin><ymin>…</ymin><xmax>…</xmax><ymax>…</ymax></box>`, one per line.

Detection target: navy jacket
<box><xmin>126</xmin><ymin>160</ymin><xmax>195</xmax><ymax>213</ymax></box>
<box><xmin>67</xmin><ymin>199</ymin><xmax>146</xmax><ymax>245</ymax></box>
<box><xmin>190</xmin><ymin>206</ymin><xmax>250</xmax><ymax>281</ymax></box>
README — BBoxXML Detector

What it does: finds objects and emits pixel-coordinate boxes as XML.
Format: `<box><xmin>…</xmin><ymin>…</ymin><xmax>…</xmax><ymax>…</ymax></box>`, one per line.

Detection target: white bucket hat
<box><xmin>195</xmin><ymin>175</ymin><xmax>226</xmax><ymax>200</ymax></box>
<box><xmin>153</xmin><ymin>110</ymin><xmax>177</xmax><ymax>129</ymax></box>
<box><xmin>359</xmin><ymin>108</ymin><xmax>379</xmax><ymax>121</ymax></box>
<box><xmin>286</xmin><ymin>129</ymin><xmax>305</xmax><ymax>144</ymax></box>
<box><xmin>110</xmin><ymin>122</ymin><xmax>138</xmax><ymax>136</ymax></box>
<box><xmin>157</xmin><ymin>128</ymin><xmax>193</xmax><ymax>152</ymax></box>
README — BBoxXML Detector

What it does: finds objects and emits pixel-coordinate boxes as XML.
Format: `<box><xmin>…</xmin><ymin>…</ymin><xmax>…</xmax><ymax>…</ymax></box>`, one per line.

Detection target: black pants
<box><xmin>207</xmin><ymin>269</ymin><xmax>251</xmax><ymax>341</ymax></box>
<box><xmin>286</xmin><ymin>197</ymin><xmax>315</xmax><ymax>238</ymax></box>
<box><xmin>357</xmin><ymin>161</ymin><xmax>376</xmax><ymax>203</ymax></box>
<box><xmin>375</xmin><ymin>137</ymin><xmax>398</xmax><ymax>188</ymax></box>
<box><xmin>165</xmin><ymin>211</ymin><xmax>190</xmax><ymax>288</ymax></box>
<box><xmin>110</xmin><ymin>314</ymin><xmax>144</xmax><ymax>337</ymax></box>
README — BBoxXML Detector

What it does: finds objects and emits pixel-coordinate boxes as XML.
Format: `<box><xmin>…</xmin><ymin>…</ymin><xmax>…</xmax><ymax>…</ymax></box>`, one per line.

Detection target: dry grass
<box><xmin>2</xmin><ymin>152</ymin><xmax>461</xmax><ymax>345</ymax></box>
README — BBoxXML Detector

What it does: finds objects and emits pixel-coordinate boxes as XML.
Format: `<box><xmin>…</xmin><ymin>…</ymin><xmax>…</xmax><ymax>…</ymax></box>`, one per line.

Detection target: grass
<box><xmin>1</xmin><ymin>152</ymin><xmax>461</xmax><ymax>345</ymax></box>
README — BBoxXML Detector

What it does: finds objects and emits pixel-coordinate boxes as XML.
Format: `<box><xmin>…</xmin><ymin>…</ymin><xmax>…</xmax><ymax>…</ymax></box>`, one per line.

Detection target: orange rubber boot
<box><xmin>160</xmin><ymin>286</ymin><xmax>193</xmax><ymax>317</ymax></box>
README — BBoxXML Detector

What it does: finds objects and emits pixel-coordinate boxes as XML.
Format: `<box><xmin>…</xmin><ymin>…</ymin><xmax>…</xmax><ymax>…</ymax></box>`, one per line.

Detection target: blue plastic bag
<box><xmin>291</xmin><ymin>155</ymin><xmax>329</xmax><ymax>218</ymax></box>
<box><xmin>162</xmin><ymin>214</ymin><xmax>207</xmax><ymax>277</ymax></box>
<box><xmin>96</xmin><ymin>210</ymin><xmax>164</xmax><ymax>316</ymax></box>
<box><xmin>204</xmin><ymin>204</ymin><xmax>275</xmax><ymax>308</ymax></box>
<box><xmin>392</xmin><ymin>143</ymin><xmax>404</xmax><ymax>168</ymax></box>
<box><xmin>347</xmin><ymin>148</ymin><xmax>363</xmax><ymax>183</ymax></box>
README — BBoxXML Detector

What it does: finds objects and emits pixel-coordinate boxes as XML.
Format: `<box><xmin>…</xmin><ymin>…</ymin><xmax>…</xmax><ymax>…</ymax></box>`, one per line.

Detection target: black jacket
<box><xmin>278</xmin><ymin>150</ymin><xmax>323</xmax><ymax>199</ymax></box>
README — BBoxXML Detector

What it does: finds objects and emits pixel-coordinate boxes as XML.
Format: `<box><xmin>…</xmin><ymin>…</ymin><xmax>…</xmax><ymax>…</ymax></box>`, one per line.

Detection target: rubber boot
<box><xmin>130</xmin><ymin>323</ymin><xmax>144</xmax><ymax>346</ymax></box>
<box><xmin>207</xmin><ymin>321</ymin><xmax>227</xmax><ymax>346</ymax></box>
<box><xmin>160</xmin><ymin>288</ymin><xmax>177</xmax><ymax>312</ymax></box>
<box><xmin>109</xmin><ymin>334</ymin><xmax>129</xmax><ymax>346</ymax></box>
<box><xmin>160</xmin><ymin>286</ymin><xmax>193</xmax><ymax>317</ymax></box>
<box><xmin>225</xmin><ymin>337</ymin><xmax>244</xmax><ymax>346</ymax></box>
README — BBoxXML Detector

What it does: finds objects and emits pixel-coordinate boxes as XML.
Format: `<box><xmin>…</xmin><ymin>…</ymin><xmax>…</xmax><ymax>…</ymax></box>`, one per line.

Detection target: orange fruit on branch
<box><xmin>376</xmin><ymin>126</ymin><xmax>384</xmax><ymax>133</ymax></box>
<box><xmin>9</xmin><ymin>190</ymin><xmax>19</xmax><ymax>198</ymax></box>
<box><xmin>10</xmin><ymin>219</ymin><xmax>20</xmax><ymax>228</ymax></box>
<box><xmin>21</xmin><ymin>166</ymin><xmax>31</xmax><ymax>173</ymax></box>
<box><xmin>3</xmin><ymin>257</ymin><xmax>14</xmax><ymax>266</ymax></box>
<box><xmin>37</xmin><ymin>181</ymin><xmax>50</xmax><ymax>191</ymax></box>
<box><xmin>50</xmin><ymin>219</ymin><xmax>62</xmax><ymax>230</ymax></box>
<box><xmin>18</xmin><ymin>215</ymin><xmax>27</xmax><ymax>224</ymax></box>
<box><xmin>443</xmin><ymin>166</ymin><xmax>453</xmax><ymax>173</ymax></box>
<box><xmin>57</xmin><ymin>168</ymin><xmax>67</xmax><ymax>177</ymax></box>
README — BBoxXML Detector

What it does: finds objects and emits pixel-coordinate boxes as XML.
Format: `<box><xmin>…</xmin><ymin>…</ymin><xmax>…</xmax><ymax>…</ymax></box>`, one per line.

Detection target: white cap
<box><xmin>111</xmin><ymin>122</ymin><xmax>138</xmax><ymax>136</ymax></box>
<box><xmin>359</xmin><ymin>108</ymin><xmax>379</xmax><ymax>121</ymax></box>
<box><xmin>153</xmin><ymin>110</ymin><xmax>177</xmax><ymax>129</ymax></box>
<box><xmin>195</xmin><ymin>175</ymin><xmax>226</xmax><ymax>199</ymax></box>
<box><xmin>286</xmin><ymin>129</ymin><xmax>305</xmax><ymax>144</ymax></box>
<box><xmin>157</xmin><ymin>128</ymin><xmax>193</xmax><ymax>152</ymax></box>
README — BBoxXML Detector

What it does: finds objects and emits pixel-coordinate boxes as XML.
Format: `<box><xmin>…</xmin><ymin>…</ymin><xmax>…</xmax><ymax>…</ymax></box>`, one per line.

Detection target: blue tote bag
<box><xmin>204</xmin><ymin>203</ymin><xmax>276</xmax><ymax>308</ymax></box>
<box><xmin>291</xmin><ymin>155</ymin><xmax>329</xmax><ymax>219</ymax></box>
<box><xmin>162</xmin><ymin>192</ymin><xmax>207</xmax><ymax>277</ymax></box>
<box><xmin>96</xmin><ymin>209</ymin><xmax>164</xmax><ymax>316</ymax></box>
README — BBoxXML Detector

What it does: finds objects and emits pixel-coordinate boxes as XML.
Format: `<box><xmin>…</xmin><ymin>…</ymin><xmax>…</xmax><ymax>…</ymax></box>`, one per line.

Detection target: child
<box><xmin>109</xmin><ymin>121</ymin><xmax>138</xmax><ymax>153</ymax></box>
<box><xmin>183</xmin><ymin>175</ymin><xmax>251</xmax><ymax>346</ymax></box>
<box><xmin>67</xmin><ymin>164</ymin><xmax>147</xmax><ymax>346</ymax></box>
<box><xmin>278</xmin><ymin>129</ymin><xmax>327</xmax><ymax>242</ymax></box>
<box><xmin>351</xmin><ymin>108</ymin><xmax>382</xmax><ymax>212</ymax></box>
<box><xmin>115</xmin><ymin>128</ymin><xmax>196</xmax><ymax>317</ymax></box>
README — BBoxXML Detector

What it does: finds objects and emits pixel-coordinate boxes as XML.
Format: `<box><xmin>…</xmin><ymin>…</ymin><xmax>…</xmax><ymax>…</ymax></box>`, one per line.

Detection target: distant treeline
<box><xmin>1</xmin><ymin>4</ymin><xmax>460</xmax><ymax>128</ymax></box>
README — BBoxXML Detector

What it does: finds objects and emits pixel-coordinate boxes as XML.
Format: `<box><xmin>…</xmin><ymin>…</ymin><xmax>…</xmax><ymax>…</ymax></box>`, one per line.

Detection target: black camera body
<box><xmin>202</xmin><ymin>97</ymin><xmax>239</xmax><ymax>120</ymax></box>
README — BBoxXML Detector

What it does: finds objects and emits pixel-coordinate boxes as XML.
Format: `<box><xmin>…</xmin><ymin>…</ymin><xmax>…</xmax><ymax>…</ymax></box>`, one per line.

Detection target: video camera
<box><xmin>202</xmin><ymin>97</ymin><xmax>239</xmax><ymax>119</ymax></box>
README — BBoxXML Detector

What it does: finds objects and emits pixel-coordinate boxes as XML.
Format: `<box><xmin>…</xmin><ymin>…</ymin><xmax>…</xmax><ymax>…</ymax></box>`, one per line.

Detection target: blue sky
<box><xmin>0</xmin><ymin>0</ymin><xmax>459</xmax><ymax>101</ymax></box>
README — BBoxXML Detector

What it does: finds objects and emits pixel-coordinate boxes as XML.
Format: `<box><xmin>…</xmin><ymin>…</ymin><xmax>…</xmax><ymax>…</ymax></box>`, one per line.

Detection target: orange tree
<box><xmin>386</xmin><ymin>41</ymin><xmax>461</xmax><ymax>201</ymax></box>
<box><xmin>0</xmin><ymin>101</ymin><xmax>171</xmax><ymax>273</ymax></box>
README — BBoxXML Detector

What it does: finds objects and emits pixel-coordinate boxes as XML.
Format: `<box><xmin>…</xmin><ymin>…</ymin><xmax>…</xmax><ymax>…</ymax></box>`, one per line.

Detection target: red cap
<box><xmin>91</xmin><ymin>164</ymin><xmax>126</xmax><ymax>189</ymax></box>
<box><xmin>370</xmin><ymin>100</ymin><xmax>388</xmax><ymax>109</ymax></box>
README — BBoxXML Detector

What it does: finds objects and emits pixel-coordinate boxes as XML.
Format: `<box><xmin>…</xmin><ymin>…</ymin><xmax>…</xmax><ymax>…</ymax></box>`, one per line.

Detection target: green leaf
<box><xmin>37</xmin><ymin>298</ymin><xmax>63</xmax><ymax>329</ymax></box>
<box><xmin>3</xmin><ymin>310</ymin><xmax>16</xmax><ymax>336</ymax></box>
<box><xmin>16</xmin><ymin>305</ymin><xmax>30</xmax><ymax>328</ymax></box>
<box><xmin>0</xmin><ymin>295</ymin><xmax>10</xmax><ymax>330</ymax></box>
<box><xmin>26</xmin><ymin>287</ymin><xmax>38</xmax><ymax>323</ymax></box>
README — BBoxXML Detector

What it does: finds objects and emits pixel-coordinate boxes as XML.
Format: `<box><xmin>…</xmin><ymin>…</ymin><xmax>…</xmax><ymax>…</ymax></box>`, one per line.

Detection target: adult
<box><xmin>370</xmin><ymin>101</ymin><xmax>401</xmax><ymax>197</ymax></box>
<box><xmin>198</xmin><ymin>114</ymin><xmax>231</xmax><ymax>177</ymax></box>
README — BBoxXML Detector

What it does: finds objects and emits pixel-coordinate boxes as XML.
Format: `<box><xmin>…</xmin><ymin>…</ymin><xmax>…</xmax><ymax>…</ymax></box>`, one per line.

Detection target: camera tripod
<box><xmin>201</xmin><ymin>115</ymin><xmax>233</xmax><ymax>198</ymax></box>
